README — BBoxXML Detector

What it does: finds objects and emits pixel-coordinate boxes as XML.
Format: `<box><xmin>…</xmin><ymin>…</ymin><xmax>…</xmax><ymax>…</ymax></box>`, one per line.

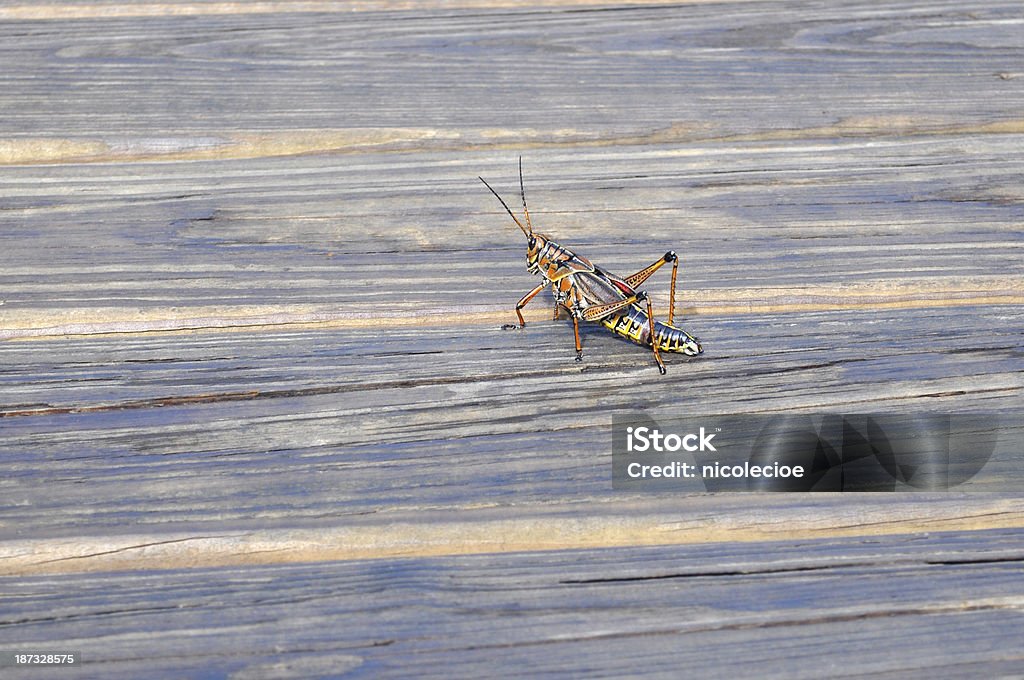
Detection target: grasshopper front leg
<box><xmin>503</xmin><ymin>281</ymin><xmax>546</xmax><ymax>330</ymax></box>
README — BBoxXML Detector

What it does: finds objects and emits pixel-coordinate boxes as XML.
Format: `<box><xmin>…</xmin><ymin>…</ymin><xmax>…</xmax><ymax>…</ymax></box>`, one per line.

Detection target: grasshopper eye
<box><xmin>528</xmin><ymin>236</ymin><xmax>536</xmax><ymax>249</ymax></box>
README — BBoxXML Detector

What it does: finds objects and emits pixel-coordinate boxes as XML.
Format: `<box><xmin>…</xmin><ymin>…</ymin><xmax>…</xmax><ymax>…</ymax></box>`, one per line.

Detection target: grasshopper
<box><xmin>480</xmin><ymin>160</ymin><xmax>702</xmax><ymax>374</ymax></box>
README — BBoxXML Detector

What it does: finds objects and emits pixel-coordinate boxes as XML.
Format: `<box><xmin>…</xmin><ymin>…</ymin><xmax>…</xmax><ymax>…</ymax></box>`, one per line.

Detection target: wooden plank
<box><xmin>0</xmin><ymin>529</ymin><xmax>1022</xmax><ymax>678</ymax></box>
<box><xmin>2</xmin><ymin>301</ymin><xmax>1022</xmax><ymax>573</ymax></box>
<box><xmin>2</xmin><ymin>1</ymin><xmax>1024</xmax><ymax>142</ymax></box>
<box><xmin>1</xmin><ymin>143</ymin><xmax>1023</xmax><ymax>336</ymax></box>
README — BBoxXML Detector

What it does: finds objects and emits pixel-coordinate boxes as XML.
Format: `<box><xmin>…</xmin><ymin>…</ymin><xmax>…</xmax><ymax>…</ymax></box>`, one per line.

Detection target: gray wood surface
<box><xmin>1</xmin><ymin>0</ymin><xmax>1022</xmax><ymax>676</ymax></box>
<box><xmin>2</xmin><ymin>529</ymin><xmax>1023</xmax><ymax>678</ymax></box>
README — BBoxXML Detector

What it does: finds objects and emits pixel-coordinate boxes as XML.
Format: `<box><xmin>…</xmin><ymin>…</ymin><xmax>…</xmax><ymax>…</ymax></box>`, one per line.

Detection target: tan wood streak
<box><xmin>4</xmin><ymin>118</ymin><xmax>1024</xmax><ymax>164</ymax></box>
<box><xmin>2</xmin><ymin>278</ymin><xmax>1020</xmax><ymax>339</ymax></box>
<box><xmin>0</xmin><ymin>129</ymin><xmax>454</xmax><ymax>165</ymax></box>
<box><xmin>2</xmin><ymin>499</ymin><xmax>1022</xmax><ymax>576</ymax></box>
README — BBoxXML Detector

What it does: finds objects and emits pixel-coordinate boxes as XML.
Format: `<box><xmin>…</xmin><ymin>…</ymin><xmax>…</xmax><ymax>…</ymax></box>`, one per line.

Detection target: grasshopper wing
<box><xmin>574</xmin><ymin>267</ymin><xmax>635</xmax><ymax>310</ymax></box>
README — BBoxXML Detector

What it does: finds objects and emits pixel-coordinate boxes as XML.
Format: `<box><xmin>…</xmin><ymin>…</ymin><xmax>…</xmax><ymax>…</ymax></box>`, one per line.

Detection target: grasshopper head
<box><xmin>526</xmin><ymin>233</ymin><xmax>547</xmax><ymax>274</ymax></box>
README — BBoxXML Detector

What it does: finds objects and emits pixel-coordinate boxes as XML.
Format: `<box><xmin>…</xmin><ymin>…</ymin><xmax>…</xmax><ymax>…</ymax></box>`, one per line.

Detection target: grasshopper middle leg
<box><xmin>570</xmin><ymin>287</ymin><xmax>584</xmax><ymax>361</ymax></box>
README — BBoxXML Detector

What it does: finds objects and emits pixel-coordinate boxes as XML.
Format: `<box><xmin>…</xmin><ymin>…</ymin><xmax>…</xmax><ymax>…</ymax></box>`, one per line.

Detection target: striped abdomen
<box><xmin>600</xmin><ymin>304</ymin><xmax>702</xmax><ymax>355</ymax></box>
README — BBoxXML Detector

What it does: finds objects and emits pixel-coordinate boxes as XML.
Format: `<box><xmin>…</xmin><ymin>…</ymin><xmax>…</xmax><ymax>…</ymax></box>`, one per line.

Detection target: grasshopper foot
<box><xmin>575</xmin><ymin>350</ymin><xmax>583</xmax><ymax>362</ymax></box>
<box><xmin>502</xmin><ymin>323</ymin><xmax>524</xmax><ymax>331</ymax></box>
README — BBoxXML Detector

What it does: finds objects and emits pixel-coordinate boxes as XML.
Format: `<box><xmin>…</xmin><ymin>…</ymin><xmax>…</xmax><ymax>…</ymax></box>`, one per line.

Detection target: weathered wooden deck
<box><xmin>1</xmin><ymin>0</ymin><xmax>1022</xmax><ymax>676</ymax></box>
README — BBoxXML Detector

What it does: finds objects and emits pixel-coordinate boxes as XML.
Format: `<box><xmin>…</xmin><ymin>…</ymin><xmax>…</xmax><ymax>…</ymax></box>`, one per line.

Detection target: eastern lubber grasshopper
<box><xmin>480</xmin><ymin>159</ymin><xmax>702</xmax><ymax>374</ymax></box>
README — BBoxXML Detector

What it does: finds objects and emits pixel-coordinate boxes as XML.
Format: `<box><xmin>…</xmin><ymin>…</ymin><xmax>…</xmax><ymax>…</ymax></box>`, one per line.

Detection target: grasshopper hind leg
<box><xmin>640</xmin><ymin>292</ymin><xmax>667</xmax><ymax>375</ymax></box>
<box><xmin>623</xmin><ymin>251</ymin><xmax>681</xmax><ymax>326</ymax></box>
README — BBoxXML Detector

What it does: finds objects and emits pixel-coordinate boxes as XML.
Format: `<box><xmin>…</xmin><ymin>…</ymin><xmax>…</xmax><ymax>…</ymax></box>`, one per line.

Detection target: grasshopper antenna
<box><xmin>479</xmin><ymin>175</ymin><xmax>531</xmax><ymax>237</ymax></box>
<box><xmin>518</xmin><ymin>156</ymin><xmax>533</xmax><ymax>234</ymax></box>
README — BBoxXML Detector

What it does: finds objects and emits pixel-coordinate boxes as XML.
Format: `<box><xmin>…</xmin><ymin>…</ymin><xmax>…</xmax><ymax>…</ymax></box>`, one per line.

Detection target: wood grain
<box><xmin>1</xmin><ymin>530</ymin><xmax>1022</xmax><ymax>678</ymax></box>
<box><xmin>0</xmin><ymin>0</ymin><xmax>1022</xmax><ymax>675</ymax></box>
